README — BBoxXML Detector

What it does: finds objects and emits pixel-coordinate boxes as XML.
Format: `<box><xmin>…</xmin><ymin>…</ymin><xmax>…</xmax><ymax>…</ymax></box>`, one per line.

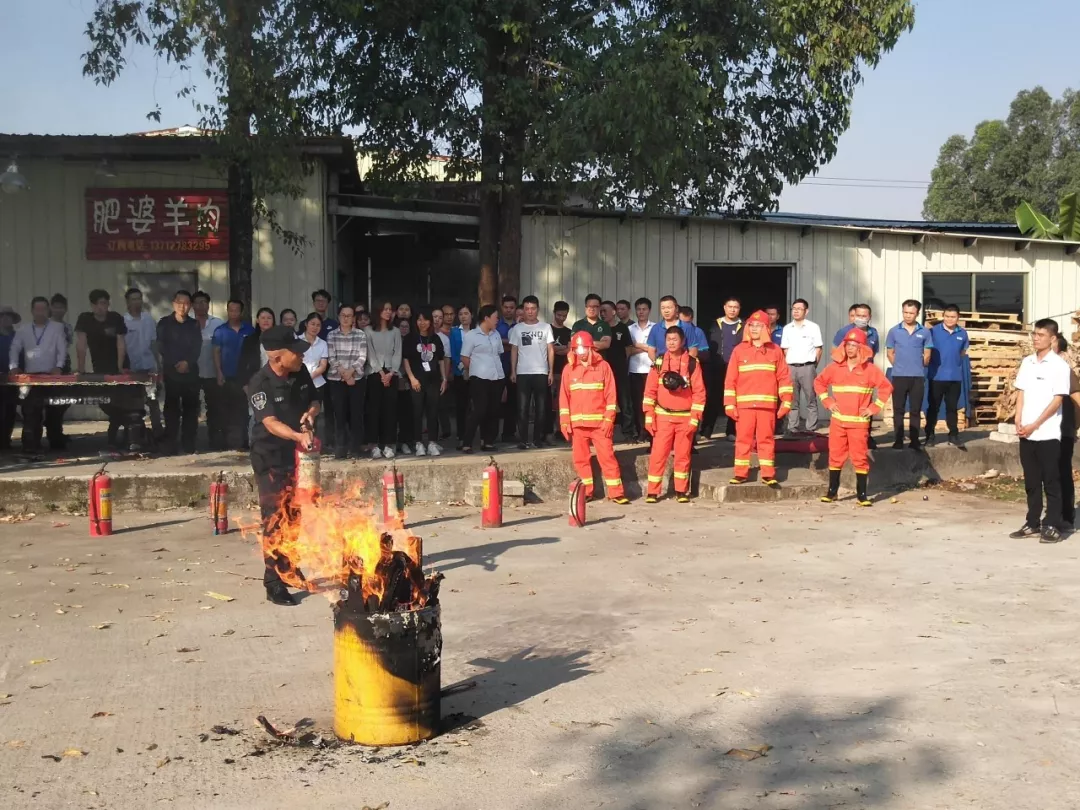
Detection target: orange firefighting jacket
<box><xmin>559</xmin><ymin>351</ymin><xmax>617</xmax><ymax>431</ymax></box>
<box><xmin>813</xmin><ymin>357</ymin><xmax>893</xmax><ymax>425</ymax></box>
<box><xmin>723</xmin><ymin>341</ymin><xmax>793</xmax><ymax>414</ymax></box>
<box><xmin>642</xmin><ymin>350</ymin><xmax>706</xmax><ymax>430</ymax></box>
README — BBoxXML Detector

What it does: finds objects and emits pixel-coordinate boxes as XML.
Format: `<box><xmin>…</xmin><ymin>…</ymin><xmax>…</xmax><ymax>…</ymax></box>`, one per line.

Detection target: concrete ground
<box><xmin>2</xmin><ymin>493</ymin><xmax>1078</xmax><ymax>810</ymax></box>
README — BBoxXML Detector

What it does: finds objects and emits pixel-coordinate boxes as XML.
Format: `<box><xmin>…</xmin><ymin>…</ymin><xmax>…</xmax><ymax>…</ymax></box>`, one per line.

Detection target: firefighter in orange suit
<box><xmin>724</xmin><ymin>310</ymin><xmax>793</xmax><ymax>486</ymax></box>
<box><xmin>559</xmin><ymin>331</ymin><xmax>629</xmax><ymax>504</ymax></box>
<box><xmin>643</xmin><ymin>326</ymin><xmax>706</xmax><ymax>503</ymax></box>
<box><xmin>813</xmin><ymin>327</ymin><xmax>893</xmax><ymax>506</ymax></box>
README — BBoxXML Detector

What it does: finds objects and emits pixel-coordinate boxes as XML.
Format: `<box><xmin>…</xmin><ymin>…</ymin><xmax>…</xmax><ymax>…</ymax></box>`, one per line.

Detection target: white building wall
<box><xmin>521</xmin><ymin>213</ymin><xmax>1080</xmax><ymax>364</ymax></box>
<box><xmin>0</xmin><ymin>159</ymin><xmax>329</xmax><ymax>322</ymax></box>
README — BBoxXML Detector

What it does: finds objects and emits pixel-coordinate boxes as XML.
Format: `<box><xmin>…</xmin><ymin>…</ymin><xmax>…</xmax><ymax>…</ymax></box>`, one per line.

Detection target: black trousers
<box><xmin>1019</xmin><ymin>437</ymin><xmax>1063</xmax><ymax>529</ymax></box>
<box><xmin>221</xmin><ymin>378</ymin><xmax>249</xmax><ymax>449</ymax></box>
<box><xmin>411</xmin><ymin>379</ymin><xmax>441</xmax><ymax>444</ymax></box>
<box><xmin>396</xmin><ymin>386</ymin><xmax>414</xmax><ymax>447</ymax></box>
<box><xmin>613</xmin><ymin>370</ymin><xmax>633</xmax><ymax>435</ymax></box>
<box><xmin>501</xmin><ymin>379</ymin><xmax>517</xmax><ymax>440</ymax></box>
<box><xmin>438</xmin><ymin>384</ymin><xmax>453</xmax><ymax>439</ymax></box>
<box><xmin>701</xmin><ymin>363</ymin><xmax>729</xmax><ymax>437</ymax></box>
<box><xmin>927</xmin><ymin>380</ymin><xmax>961</xmax><ymax>438</ymax></box>
<box><xmin>163</xmin><ymin>375</ymin><xmax>200</xmax><ymax>453</ymax></box>
<box><xmin>0</xmin><ymin>387</ymin><xmax>16</xmax><ymax>449</ymax></box>
<box><xmin>365</xmin><ymin>375</ymin><xmax>398</xmax><ymax>448</ymax></box>
<box><xmin>547</xmin><ymin>373</ymin><xmax>563</xmax><ymax>436</ymax></box>
<box><xmin>628</xmin><ymin>372</ymin><xmax>649</xmax><ymax>439</ymax></box>
<box><xmin>464</xmin><ymin>377</ymin><xmax>504</xmax><ymax>448</ymax></box>
<box><xmin>891</xmin><ymin>376</ymin><xmax>925</xmax><ymax>441</ymax></box>
<box><xmin>44</xmin><ymin>404</ymin><xmax>67</xmax><ymax>446</ymax></box>
<box><xmin>453</xmin><ymin>376</ymin><xmax>470</xmax><ymax>440</ymax></box>
<box><xmin>1061</xmin><ymin>436</ymin><xmax>1076</xmax><ymax>525</ymax></box>
<box><xmin>255</xmin><ymin>467</ymin><xmax>298</xmax><ymax>587</ymax></box>
<box><xmin>202</xmin><ymin>378</ymin><xmax>225</xmax><ymax>450</ymax></box>
<box><xmin>17</xmin><ymin>390</ymin><xmax>53</xmax><ymax>450</ymax></box>
<box><xmin>516</xmin><ymin>374</ymin><xmax>550</xmax><ymax>445</ymax></box>
<box><xmin>329</xmin><ymin>378</ymin><xmax>366</xmax><ymax>455</ymax></box>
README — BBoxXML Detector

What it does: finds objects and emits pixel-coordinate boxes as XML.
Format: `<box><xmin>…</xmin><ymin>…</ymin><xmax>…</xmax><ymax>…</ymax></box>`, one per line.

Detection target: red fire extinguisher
<box><xmin>89</xmin><ymin>465</ymin><xmax>113</xmax><ymax>537</ymax></box>
<box><xmin>209</xmin><ymin>472</ymin><xmax>228</xmax><ymax>535</ymax></box>
<box><xmin>381</xmin><ymin>465</ymin><xmax>405</xmax><ymax>528</ymax></box>
<box><xmin>568</xmin><ymin>478</ymin><xmax>587</xmax><ymax>528</ymax></box>
<box><xmin>481</xmin><ymin>461</ymin><xmax>503</xmax><ymax>529</ymax></box>
<box><xmin>295</xmin><ymin>431</ymin><xmax>321</xmax><ymax>501</ymax></box>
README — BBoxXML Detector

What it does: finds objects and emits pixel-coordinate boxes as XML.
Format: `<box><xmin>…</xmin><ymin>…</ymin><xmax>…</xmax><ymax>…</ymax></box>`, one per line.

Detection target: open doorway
<box><xmin>695</xmin><ymin>264</ymin><xmax>791</xmax><ymax>330</ymax></box>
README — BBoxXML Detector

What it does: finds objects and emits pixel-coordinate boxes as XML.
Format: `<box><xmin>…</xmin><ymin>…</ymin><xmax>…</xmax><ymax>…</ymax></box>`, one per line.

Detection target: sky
<box><xmin>3</xmin><ymin>0</ymin><xmax>1077</xmax><ymax>221</ymax></box>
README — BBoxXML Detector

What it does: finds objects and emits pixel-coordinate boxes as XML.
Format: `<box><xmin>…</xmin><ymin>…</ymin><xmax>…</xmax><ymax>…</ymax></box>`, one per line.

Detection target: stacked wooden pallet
<box><xmin>923</xmin><ymin>310</ymin><xmax>1030</xmax><ymax>425</ymax></box>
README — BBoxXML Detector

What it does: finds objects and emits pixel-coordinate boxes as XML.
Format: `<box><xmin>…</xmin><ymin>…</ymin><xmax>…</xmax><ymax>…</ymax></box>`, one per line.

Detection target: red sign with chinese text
<box><xmin>85</xmin><ymin>188</ymin><xmax>229</xmax><ymax>260</ymax></box>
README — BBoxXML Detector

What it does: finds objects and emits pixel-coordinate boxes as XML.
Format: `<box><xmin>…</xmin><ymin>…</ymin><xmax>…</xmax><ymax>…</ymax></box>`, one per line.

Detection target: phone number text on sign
<box><xmin>85</xmin><ymin>188</ymin><xmax>229</xmax><ymax>260</ymax></box>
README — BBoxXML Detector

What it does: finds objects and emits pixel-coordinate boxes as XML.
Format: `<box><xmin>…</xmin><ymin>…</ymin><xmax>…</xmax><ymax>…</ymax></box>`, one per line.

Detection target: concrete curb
<box><xmin>0</xmin><ymin>439</ymin><xmax>1023</xmax><ymax>513</ymax></box>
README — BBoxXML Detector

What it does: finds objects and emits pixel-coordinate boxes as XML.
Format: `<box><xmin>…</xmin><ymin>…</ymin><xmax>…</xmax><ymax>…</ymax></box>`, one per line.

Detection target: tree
<box><xmin>1016</xmin><ymin>192</ymin><xmax>1080</xmax><ymax>241</ymax></box>
<box><xmin>309</xmin><ymin>0</ymin><xmax>914</xmax><ymax>304</ymax></box>
<box><xmin>923</xmin><ymin>86</ymin><xmax>1080</xmax><ymax>223</ymax></box>
<box><xmin>82</xmin><ymin>0</ymin><xmax>336</xmax><ymax>312</ymax></box>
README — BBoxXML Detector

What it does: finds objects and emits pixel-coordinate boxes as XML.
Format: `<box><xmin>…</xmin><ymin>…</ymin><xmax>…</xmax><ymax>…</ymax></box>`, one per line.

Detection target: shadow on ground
<box><xmin>528</xmin><ymin>696</ymin><xmax>950</xmax><ymax>809</ymax></box>
<box><xmin>426</xmin><ymin>535</ymin><xmax>561</xmax><ymax>573</ymax></box>
<box><xmin>443</xmin><ymin>645</ymin><xmax>593</xmax><ymax>725</ymax></box>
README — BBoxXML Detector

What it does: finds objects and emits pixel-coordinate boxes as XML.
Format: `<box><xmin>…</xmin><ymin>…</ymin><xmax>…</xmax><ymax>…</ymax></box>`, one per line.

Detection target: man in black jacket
<box><xmin>156</xmin><ymin>290</ymin><xmax>202</xmax><ymax>454</ymax></box>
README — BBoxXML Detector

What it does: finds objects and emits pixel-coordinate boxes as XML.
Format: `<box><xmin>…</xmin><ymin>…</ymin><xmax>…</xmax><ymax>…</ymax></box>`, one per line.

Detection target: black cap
<box><xmin>260</xmin><ymin>325</ymin><xmax>309</xmax><ymax>353</ymax></box>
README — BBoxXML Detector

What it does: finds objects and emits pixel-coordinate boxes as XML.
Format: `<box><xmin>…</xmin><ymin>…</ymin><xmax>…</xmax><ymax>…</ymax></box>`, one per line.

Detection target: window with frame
<box><xmin>922</xmin><ymin>273</ymin><xmax>1025</xmax><ymax>320</ymax></box>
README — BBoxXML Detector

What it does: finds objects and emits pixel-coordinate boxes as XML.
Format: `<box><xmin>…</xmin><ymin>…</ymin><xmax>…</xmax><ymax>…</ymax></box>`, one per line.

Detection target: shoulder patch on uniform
<box><xmin>251</xmin><ymin>391</ymin><xmax>267</xmax><ymax>410</ymax></box>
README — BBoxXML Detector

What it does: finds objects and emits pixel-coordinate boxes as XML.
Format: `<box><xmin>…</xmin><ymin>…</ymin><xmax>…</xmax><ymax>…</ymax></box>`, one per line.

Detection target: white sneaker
<box><xmin>383</xmin><ymin>446</ymin><xmax>395</xmax><ymax>459</ymax></box>
<box><xmin>371</xmin><ymin>446</ymin><xmax>383</xmax><ymax>459</ymax></box>
<box><xmin>398</xmin><ymin>444</ymin><xmax>412</xmax><ymax>455</ymax></box>
<box><xmin>415</xmin><ymin>442</ymin><xmax>426</xmax><ymax>457</ymax></box>
<box><xmin>427</xmin><ymin>442</ymin><xmax>441</xmax><ymax>457</ymax></box>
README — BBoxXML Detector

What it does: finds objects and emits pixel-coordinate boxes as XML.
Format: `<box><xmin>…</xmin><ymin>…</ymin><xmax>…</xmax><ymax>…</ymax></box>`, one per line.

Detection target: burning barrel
<box><xmin>333</xmin><ymin>603</ymin><xmax>442</xmax><ymax>746</ymax></box>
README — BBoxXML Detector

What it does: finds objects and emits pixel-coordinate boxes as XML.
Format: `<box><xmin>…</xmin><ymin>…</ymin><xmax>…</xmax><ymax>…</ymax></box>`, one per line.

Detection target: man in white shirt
<box><xmin>192</xmin><ymin>291</ymin><xmax>225</xmax><ymax>450</ymax></box>
<box><xmin>509</xmin><ymin>295</ymin><xmax>555</xmax><ymax>449</ymax></box>
<box><xmin>1009</xmin><ymin>318</ymin><xmax>1072</xmax><ymax>543</ymax></box>
<box><xmin>123</xmin><ymin>287</ymin><xmax>163</xmax><ymax>438</ymax></box>
<box><xmin>9</xmin><ymin>297</ymin><xmax>68</xmax><ymax>451</ymax></box>
<box><xmin>627</xmin><ymin>297</ymin><xmax>656</xmax><ymax>443</ymax></box>
<box><xmin>779</xmin><ymin>298</ymin><xmax>823</xmax><ymax>435</ymax></box>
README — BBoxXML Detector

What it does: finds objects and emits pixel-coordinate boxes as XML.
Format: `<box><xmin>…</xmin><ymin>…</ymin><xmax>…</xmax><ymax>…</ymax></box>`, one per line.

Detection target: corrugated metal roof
<box><xmin>762</xmin><ymin>212</ymin><xmax>1020</xmax><ymax>236</ymax></box>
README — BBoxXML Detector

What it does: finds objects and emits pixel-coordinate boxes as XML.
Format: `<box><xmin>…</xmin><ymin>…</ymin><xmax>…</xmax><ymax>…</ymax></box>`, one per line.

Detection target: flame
<box><xmin>241</xmin><ymin>482</ymin><xmax>431</xmax><ymax>608</ymax></box>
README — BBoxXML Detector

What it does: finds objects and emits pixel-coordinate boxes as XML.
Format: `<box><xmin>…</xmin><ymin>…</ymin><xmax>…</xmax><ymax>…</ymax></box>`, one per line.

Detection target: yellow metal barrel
<box><xmin>333</xmin><ymin>603</ymin><xmax>442</xmax><ymax>746</ymax></box>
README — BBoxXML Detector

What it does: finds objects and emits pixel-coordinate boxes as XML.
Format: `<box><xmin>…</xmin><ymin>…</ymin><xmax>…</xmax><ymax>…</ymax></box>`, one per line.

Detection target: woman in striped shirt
<box><xmin>327</xmin><ymin>304</ymin><xmax>368</xmax><ymax>459</ymax></box>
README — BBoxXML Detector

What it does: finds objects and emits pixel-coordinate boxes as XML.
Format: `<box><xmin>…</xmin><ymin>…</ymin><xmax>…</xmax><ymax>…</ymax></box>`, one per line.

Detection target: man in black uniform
<box><xmin>248</xmin><ymin>325</ymin><xmax>322</xmax><ymax>606</ymax></box>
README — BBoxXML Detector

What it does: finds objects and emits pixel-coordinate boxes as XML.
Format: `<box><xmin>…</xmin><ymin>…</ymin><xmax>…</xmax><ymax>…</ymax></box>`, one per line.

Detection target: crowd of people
<box><xmin>2</xmin><ymin>285</ymin><xmax>1076</xmax><ymax>543</ymax></box>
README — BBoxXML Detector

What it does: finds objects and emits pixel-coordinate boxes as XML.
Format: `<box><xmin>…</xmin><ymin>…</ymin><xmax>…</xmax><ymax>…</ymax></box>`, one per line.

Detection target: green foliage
<box><xmin>924</xmin><ymin>87</ymin><xmax>1080</xmax><ymax>223</ymax></box>
<box><xmin>81</xmin><ymin>0</ymin><xmax>335</xmax><ymax>251</ymax></box>
<box><xmin>310</xmin><ymin>0</ymin><xmax>914</xmax><ymax>215</ymax></box>
<box><xmin>1015</xmin><ymin>192</ymin><xmax>1080</xmax><ymax>241</ymax></box>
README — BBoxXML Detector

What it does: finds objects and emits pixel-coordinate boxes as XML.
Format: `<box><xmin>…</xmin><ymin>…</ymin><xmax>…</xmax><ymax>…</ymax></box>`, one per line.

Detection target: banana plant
<box><xmin>1015</xmin><ymin>192</ymin><xmax>1080</xmax><ymax>240</ymax></box>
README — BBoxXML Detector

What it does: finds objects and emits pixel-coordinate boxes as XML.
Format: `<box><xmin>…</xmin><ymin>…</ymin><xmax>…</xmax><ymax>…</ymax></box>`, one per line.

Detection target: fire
<box><xmin>242</xmin><ymin>483</ymin><xmax>440</xmax><ymax>611</ymax></box>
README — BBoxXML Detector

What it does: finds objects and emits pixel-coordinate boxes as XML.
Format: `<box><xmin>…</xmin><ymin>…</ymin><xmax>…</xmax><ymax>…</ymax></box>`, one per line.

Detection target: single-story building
<box><xmin>0</xmin><ymin>131</ymin><xmax>356</xmax><ymax>320</ymax></box>
<box><xmin>3</xmin><ymin>132</ymin><xmax>1077</xmax><ymax>357</ymax></box>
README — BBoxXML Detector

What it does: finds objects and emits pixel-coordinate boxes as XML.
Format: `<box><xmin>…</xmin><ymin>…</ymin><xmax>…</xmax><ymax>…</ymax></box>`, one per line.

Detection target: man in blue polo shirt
<box><xmin>927</xmin><ymin>303</ymin><xmax>969</xmax><ymax>448</ymax></box>
<box><xmin>677</xmin><ymin>306</ymin><xmax>710</xmax><ymax>356</ymax></box>
<box><xmin>832</xmin><ymin>303</ymin><xmax>881</xmax><ymax>356</ymax></box>
<box><xmin>212</xmin><ymin>300</ymin><xmax>255</xmax><ymax>449</ymax></box>
<box><xmin>886</xmin><ymin>299</ymin><xmax>933</xmax><ymax>450</ymax></box>
<box><xmin>766</xmin><ymin>305</ymin><xmax>784</xmax><ymax>345</ymax></box>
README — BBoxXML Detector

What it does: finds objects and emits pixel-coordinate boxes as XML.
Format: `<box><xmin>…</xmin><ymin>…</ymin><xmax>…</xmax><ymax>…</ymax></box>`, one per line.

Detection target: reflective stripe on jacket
<box><xmin>642</xmin><ymin>350</ymin><xmax>706</xmax><ymax>428</ymax></box>
<box><xmin>813</xmin><ymin>359</ymin><xmax>893</xmax><ymax>423</ymax></box>
<box><xmin>723</xmin><ymin>342</ymin><xmax>793</xmax><ymax>412</ymax></box>
<box><xmin>559</xmin><ymin>355</ymin><xmax>617</xmax><ymax>428</ymax></box>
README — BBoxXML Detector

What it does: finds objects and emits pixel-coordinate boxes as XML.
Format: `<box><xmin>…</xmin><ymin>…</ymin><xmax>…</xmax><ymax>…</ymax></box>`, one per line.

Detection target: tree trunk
<box><xmin>477</xmin><ymin>34</ymin><xmax>502</xmax><ymax>308</ymax></box>
<box><xmin>498</xmin><ymin>127</ymin><xmax>525</xmax><ymax>301</ymax></box>
<box><xmin>225</xmin><ymin>0</ymin><xmax>255</xmax><ymax>316</ymax></box>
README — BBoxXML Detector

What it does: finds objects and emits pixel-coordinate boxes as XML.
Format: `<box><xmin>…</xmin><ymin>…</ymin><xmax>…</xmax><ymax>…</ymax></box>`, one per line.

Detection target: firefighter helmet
<box><xmin>571</xmin><ymin>331</ymin><xmax>594</xmax><ymax>356</ymax></box>
<box><xmin>661</xmin><ymin>370</ymin><xmax>688</xmax><ymax>391</ymax></box>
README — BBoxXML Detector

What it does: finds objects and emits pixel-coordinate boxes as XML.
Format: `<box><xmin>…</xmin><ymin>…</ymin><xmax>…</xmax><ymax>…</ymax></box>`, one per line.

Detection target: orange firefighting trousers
<box><xmin>733</xmin><ymin>410</ymin><xmax>777</xmax><ymax>479</ymax></box>
<box><xmin>647</xmin><ymin>417</ymin><xmax>693</xmax><ymax>496</ymax></box>
<box><xmin>571</xmin><ymin>427</ymin><xmax>624</xmax><ymax>499</ymax></box>
<box><xmin>828</xmin><ymin>424</ymin><xmax>870</xmax><ymax>475</ymax></box>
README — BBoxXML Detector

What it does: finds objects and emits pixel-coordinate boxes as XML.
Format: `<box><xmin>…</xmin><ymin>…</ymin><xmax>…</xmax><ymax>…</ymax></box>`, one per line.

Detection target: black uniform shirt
<box><xmin>606</xmin><ymin>322</ymin><xmax>631</xmax><ymax>378</ymax></box>
<box><xmin>248</xmin><ymin>362</ymin><xmax>321</xmax><ymax>475</ymax></box>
